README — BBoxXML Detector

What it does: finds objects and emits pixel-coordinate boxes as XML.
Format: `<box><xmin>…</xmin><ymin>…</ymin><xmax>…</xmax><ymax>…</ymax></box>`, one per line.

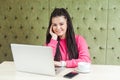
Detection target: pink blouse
<box><xmin>46</xmin><ymin>35</ymin><xmax>91</xmax><ymax>68</ymax></box>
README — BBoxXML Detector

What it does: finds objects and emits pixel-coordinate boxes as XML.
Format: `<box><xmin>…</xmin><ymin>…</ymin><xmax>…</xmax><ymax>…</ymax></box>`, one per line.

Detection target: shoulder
<box><xmin>75</xmin><ymin>35</ymin><xmax>88</xmax><ymax>48</ymax></box>
<box><xmin>75</xmin><ymin>34</ymin><xmax>87</xmax><ymax>44</ymax></box>
<box><xmin>75</xmin><ymin>34</ymin><xmax>85</xmax><ymax>41</ymax></box>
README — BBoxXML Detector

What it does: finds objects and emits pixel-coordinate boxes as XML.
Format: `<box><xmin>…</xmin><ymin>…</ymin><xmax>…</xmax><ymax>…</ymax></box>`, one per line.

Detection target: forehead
<box><xmin>52</xmin><ymin>16</ymin><xmax>67</xmax><ymax>23</ymax></box>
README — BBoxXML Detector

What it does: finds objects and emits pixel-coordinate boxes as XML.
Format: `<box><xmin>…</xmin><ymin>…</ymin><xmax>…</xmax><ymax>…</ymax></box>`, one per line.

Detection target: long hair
<box><xmin>46</xmin><ymin>8</ymin><xmax>78</xmax><ymax>61</ymax></box>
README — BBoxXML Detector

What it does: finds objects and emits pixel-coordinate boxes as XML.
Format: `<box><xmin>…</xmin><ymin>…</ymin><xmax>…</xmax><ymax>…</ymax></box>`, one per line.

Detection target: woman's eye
<box><xmin>53</xmin><ymin>24</ymin><xmax>57</xmax><ymax>27</ymax></box>
<box><xmin>60</xmin><ymin>23</ymin><xmax>63</xmax><ymax>26</ymax></box>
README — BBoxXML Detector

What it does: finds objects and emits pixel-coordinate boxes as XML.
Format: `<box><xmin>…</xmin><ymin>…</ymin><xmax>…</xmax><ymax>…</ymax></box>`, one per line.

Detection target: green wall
<box><xmin>0</xmin><ymin>0</ymin><xmax>120</xmax><ymax>65</ymax></box>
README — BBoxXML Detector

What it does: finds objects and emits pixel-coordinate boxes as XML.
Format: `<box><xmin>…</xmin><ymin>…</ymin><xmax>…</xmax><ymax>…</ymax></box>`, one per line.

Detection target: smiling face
<box><xmin>51</xmin><ymin>16</ymin><xmax>67</xmax><ymax>39</ymax></box>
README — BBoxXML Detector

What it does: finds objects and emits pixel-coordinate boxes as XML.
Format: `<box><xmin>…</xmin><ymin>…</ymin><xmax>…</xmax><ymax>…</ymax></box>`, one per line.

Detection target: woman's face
<box><xmin>51</xmin><ymin>16</ymin><xmax>67</xmax><ymax>39</ymax></box>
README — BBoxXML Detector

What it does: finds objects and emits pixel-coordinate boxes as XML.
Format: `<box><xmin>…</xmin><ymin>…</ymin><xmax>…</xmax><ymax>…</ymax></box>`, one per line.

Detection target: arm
<box><xmin>65</xmin><ymin>35</ymin><xmax>91</xmax><ymax>68</ymax></box>
<box><xmin>46</xmin><ymin>39</ymin><xmax>58</xmax><ymax>57</ymax></box>
<box><xmin>46</xmin><ymin>25</ymin><xmax>58</xmax><ymax>57</ymax></box>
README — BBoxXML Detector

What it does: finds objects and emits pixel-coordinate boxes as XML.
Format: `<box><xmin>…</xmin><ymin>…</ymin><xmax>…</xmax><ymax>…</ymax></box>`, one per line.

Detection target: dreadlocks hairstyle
<box><xmin>46</xmin><ymin>8</ymin><xmax>79</xmax><ymax>61</ymax></box>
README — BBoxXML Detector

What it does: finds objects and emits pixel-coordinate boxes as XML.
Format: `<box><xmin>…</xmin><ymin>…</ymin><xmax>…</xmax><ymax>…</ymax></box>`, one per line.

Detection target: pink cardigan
<box><xmin>47</xmin><ymin>35</ymin><xmax>91</xmax><ymax>68</ymax></box>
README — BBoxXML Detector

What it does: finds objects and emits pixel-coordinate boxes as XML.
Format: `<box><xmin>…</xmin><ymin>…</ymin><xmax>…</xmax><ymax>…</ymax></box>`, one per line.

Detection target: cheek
<box><xmin>63</xmin><ymin>26</ymin><xmax>67</xmax><ymax>32</ymax></box>
<box><xmin>52</xmin><ymin>27</ymin><xmax>56</xmax><ymax>32</ymax></box>
<box><xmin>64</xmin><ymin>29</ymin><xmax>67</xmax><ymax>33</ymax></box>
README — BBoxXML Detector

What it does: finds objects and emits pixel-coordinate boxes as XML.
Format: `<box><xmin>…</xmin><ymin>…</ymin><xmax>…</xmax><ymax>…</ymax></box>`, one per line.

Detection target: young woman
<box><xmin>46</xmin><ymin>8</ymin><xmax>91</xmax><ymax>68</ymax></box>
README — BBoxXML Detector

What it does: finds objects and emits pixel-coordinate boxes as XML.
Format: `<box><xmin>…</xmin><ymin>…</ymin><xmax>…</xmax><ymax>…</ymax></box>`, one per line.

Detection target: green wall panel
<box><xmin>0</xmin><ymin>0</ymin><xmax>49</xmax><ymax>63</ymax></box>
<box><xmin>107</xmin><ymin>0</ymin><xmax>120</xmax><ymax>64</ymax></box>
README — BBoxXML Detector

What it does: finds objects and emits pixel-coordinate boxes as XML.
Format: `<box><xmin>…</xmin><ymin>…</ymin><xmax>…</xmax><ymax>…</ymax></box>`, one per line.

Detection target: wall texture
<box><xmin>0</xmin><ymin>0</ymin><xmax>120</xmax><ymax>65</ymax></box>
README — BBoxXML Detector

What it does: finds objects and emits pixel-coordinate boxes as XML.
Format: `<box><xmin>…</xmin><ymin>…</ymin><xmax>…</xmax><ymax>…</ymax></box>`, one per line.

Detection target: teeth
<box><xmin>57</xmin><ymin>31</ymin><xmax>61</xmax><ymax>33</ymax></box>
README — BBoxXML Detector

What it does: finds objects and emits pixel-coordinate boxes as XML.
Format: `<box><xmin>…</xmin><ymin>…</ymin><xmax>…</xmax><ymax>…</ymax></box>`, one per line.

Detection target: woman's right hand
<box><xmin>49</xmin><ymin>25</ymin><xmax>58</xmax><ymax>40</ymax></box>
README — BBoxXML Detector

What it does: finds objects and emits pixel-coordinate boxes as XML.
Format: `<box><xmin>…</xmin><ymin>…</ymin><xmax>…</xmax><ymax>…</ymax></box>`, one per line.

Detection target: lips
<box><xmin>56</xmin><ymin>30</ymin><xmax>63</xmax><ymax>34</ymax></box>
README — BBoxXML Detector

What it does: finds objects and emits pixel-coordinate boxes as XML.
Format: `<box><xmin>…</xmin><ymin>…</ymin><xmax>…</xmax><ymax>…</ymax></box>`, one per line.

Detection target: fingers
<box><xmin>54</xmin><ymin>61</ymin><xmax>62</xmax><ymax>67</ymax></box>
<box><xmin>49</xmin><ymin>25</ymin><xmax>53</xmax><ymax>35</ymax></box>
<box><xmin>49</xmin><ymin>25</ymin><xmax>58</xmax><ymax>40</ymax></box>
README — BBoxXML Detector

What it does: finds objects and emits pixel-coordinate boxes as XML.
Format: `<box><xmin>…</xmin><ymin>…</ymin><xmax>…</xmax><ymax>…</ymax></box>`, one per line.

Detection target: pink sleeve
<box><xmin>46</xmin><ymin>39</ymin><xmax>58</xmax><ymax>57</ymax></box>
<box><xmin>66</xmin><ymin>35</ymin><xmax>91</xmax><ymax>68</ymax></box>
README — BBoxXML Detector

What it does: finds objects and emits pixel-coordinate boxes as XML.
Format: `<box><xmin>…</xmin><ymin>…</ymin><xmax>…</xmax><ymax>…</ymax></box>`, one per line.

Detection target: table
<box><xmin>0</xmin><ymin>61</ymin><xmax>120</xmax><ymax>80</ymax></box>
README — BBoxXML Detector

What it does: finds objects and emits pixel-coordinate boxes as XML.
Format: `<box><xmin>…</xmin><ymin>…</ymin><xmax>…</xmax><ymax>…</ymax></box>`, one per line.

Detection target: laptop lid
<box><xmin>11</xmin><ymin>43</ymin><xmax>56</xmax><ymax>76</ymax></box>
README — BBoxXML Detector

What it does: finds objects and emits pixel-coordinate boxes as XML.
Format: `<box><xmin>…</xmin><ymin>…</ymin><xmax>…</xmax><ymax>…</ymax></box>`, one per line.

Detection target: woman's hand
<box><xmin>49</xmin><ymin>25</ymin><xmax>58</xmax><ymax>40</ymax></box>
<box><xmin>54</xmin><ymin>61</ymin><xmax>62</xmax><ymax>67</ymax></box>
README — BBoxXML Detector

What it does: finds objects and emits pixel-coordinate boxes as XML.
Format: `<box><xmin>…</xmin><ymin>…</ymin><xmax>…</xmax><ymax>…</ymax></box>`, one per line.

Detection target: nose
<box><xmin>56</xmin><ymin>25</ymin><xmax>60</xmax><ymax>30</ymax></box>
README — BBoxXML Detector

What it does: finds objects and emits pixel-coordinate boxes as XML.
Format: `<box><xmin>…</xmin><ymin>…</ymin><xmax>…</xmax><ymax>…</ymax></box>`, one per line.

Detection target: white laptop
<box><xmin>11</xmin><ymin>43</ymin><xmax>63</xmax><ymax>76</ymax></box>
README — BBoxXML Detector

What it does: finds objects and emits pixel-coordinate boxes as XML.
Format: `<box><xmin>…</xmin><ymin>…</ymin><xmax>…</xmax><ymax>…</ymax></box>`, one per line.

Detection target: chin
<box><xmin>57</xmin><ymin>34</ymin><xmax>63</xmax><ymax>36</ymax></box>
<box><xmin>56</xmin><ymin>33</ymin><xmax>62</xmax><ymax>36</ymax></box>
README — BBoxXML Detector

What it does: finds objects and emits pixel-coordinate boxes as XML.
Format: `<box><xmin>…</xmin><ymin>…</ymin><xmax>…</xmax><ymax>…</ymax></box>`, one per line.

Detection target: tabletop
<box><xmin>0</xmin><ymin>61</ymin><xmax>120</xmax><ymax>80</ymax></box>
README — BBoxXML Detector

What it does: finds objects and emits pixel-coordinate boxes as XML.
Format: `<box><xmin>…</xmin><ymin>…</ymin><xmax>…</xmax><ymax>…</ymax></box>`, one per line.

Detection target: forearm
<box><xmin>46</xmin><ymin>39</ymin><xmax>58</xmax><ymax>56</ymax></box>
<box><xmin>65</xmin><ymin>56</ymin><xmax>91</xmax><ymax>68</ymax></box>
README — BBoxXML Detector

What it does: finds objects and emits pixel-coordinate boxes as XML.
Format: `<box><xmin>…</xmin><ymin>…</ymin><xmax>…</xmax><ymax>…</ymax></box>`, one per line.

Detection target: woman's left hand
<box><xmin>54</xmin><ymin>61</ymin><xmax>62</xmax><ymax>67</ymax></box>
